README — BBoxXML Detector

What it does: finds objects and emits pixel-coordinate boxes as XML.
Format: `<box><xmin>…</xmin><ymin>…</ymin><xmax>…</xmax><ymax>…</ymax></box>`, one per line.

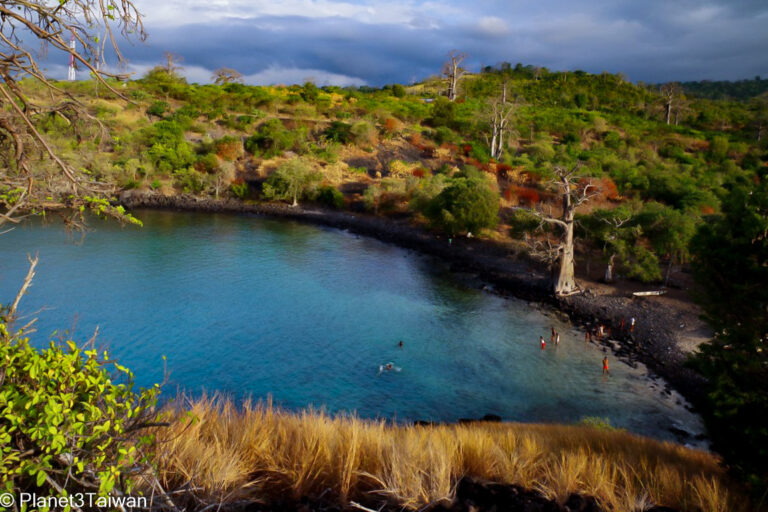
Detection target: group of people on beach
<box><xmin>539</xmin><ymin>316</ymin><xmax>638</xmax><ymax>375</ymax></box>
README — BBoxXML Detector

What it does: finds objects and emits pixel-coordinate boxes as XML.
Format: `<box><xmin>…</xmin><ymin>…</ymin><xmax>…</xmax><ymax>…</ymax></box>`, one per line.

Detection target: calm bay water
<box><xmin>0</xmin><ymin>210</ymin><xmax>703</xmax><ymax>442</ymax></box>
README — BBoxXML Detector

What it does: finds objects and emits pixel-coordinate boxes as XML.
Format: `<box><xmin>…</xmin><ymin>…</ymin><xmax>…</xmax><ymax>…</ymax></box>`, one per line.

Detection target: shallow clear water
<box><xmin>0</xmin><ymin>210</ymin><xmax>703</xmax><ymax>442</ymax></box>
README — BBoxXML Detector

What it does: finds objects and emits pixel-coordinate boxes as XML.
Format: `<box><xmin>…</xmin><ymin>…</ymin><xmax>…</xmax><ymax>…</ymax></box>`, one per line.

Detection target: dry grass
<box><xmin>153</xmin><ymin>395</ymin><xmax>751</xmax><ymax>512</ymax></box>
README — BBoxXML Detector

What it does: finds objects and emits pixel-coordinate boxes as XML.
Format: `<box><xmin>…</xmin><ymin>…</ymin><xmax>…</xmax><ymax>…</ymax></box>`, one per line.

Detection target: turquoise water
<box><xmin>0</xmin><ymin>211</ymin><xmax>703</xmax><ymax>441</ymax></box>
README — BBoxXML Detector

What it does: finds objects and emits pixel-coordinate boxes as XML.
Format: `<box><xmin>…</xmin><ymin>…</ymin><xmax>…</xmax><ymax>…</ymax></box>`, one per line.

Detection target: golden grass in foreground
<box><xmin>154</xmin><ymin>396</ymin><xmax>750</xmax><ymax>511</ymax></box>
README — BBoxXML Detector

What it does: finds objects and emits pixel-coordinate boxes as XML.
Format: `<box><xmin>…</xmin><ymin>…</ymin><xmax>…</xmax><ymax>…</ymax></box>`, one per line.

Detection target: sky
<box><xmin>51</xmin><ymin>0</ymin><xmax>768</xmax><ymax>86</ymax></box>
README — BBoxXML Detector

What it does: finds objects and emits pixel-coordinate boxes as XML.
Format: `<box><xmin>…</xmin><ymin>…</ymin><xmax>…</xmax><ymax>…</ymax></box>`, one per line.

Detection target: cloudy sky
<box><xmin>61</xmin><ymin>0</ymin><xmax>768</xmax><ymax>86</ymax></box>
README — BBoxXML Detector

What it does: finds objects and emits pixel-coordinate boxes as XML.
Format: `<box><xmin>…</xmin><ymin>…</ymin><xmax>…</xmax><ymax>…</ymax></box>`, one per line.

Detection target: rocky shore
<box><xmin>119</xmin><ymin>191</ymin><xmax>708</xmax><ymax>415</ymax></box>
<box><xmin>217</xmin><ymin>475</ymin><xmax>678</xmax><ymax>511</ymax></box>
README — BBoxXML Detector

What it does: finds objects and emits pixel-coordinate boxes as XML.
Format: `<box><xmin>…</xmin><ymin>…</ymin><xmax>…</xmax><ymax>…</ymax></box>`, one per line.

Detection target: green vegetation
<box><xmin>424</xmin><ymin>170</ymin><xmax>499</xmax><ymax>234</ymax></box>
<box><xmin>0</xmin><ymin>265</ymin><xmax>161</xmax><ymax>501</ymax></box>
<box><xmin>262</xmin><ymin>158</ymin><xmax>321</xmax><ymax>206</ymax></box>
<box><xmin>690</xmin><ymin>182</ymin><xmax>768</xmax><ymax>492</ymax></box>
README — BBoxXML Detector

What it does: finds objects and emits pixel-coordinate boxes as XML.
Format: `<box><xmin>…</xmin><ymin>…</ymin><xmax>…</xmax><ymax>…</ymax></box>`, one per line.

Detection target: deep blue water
<box><xmin>0</xmin><ymin>210</ymin><xmax>703</xmax><ymax>442</ymax></box>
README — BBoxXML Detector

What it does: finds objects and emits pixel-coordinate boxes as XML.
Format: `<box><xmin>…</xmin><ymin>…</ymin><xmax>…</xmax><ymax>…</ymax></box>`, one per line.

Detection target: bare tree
<box><xmin>212</xmin><ymin>67</ymin><xmax>244</xmax><ymax>85</ymax></box>
<box><xmin>659</xmin><ymin>82</ymin><xmax>682</xmax><ymax>125</ymax></box>
<box><xmin>0</xmin><ymin>0</ymin><xmax>146</xmax><ymax>228</ymax></box>
<box><xmin>524</xmin><ymin>165</ymin><xmax>598</xmax><ymax>296</ymax></box>
<box><xmin>442</xmin><ymin>50</ymin><xmax>466</xmax><ymax>101</ymax></box>
<box><xmin>162</xmin><ymin>50</ymin><xmax>183</xmax><ymax>75</ymax></box>
<box><xmin>487</xmin><ymin>82</ymin><xmax>516</xmax><ymax>160</ymax></box>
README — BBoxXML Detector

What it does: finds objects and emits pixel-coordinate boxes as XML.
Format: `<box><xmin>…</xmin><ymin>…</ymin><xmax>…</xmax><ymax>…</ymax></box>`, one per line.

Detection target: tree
<box><xmin>525</xmin><ymin>165</ymin><xmax>598</xmax><ymax>296</ymax></box>
<box><xmin>690</xmin><ymin>183</ymin><xmax>768</xmax><ymax>490</ymax></box>
<box><xmin>162</xmin><ymin>50</ymin><xmax>184</xmax><ymax>75</ymax></box>
<box><xmin>486</xmin><ymin>82</ymin><xmax>515</xmax><ymax>160</ymax></box>
<box><xmin>659</xmin><ymin>82</ymin><xmax>682</xmax><ymax>125</ymax></box>
<box><xmin>212</xmin><ymin>67</ymin><xmax>244</xmax><ymax>85</ymax></box>
<box><xmin>425</xmin><ymin>172</ymin><xmax>498</xmax><ymax>235</ymax></box>
<box><xmin>0</xmin><ymin>0</ymin><xmax>145</xmax><ymax>228</ymax></box>
<box><xmin>635</xmin><ymin>202</ymin><xmax>696</xmax><ymax>285</ymax></box>
<box><xmin>442</xmin><ymin>50</ymin><xmax>467</xmax><ymax>102</ymax></box>
<box><xmin>262</xmin><ymin>158</ymin><xmax>321</xmax><ymax>207</ymax></box>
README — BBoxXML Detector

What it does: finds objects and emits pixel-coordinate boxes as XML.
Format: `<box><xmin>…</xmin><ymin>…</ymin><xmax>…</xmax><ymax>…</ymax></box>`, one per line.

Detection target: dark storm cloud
<box><xmin>102</xmin><ymin>0</ymin><xmax>768</xmax><ymax>85</ymax></box>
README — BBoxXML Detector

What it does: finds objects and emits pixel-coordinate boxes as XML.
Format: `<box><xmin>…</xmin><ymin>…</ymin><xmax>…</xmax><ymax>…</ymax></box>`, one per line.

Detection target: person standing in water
<box><xmin>602</xmin><ymin>356</ymin><xmax>610</xmax><ymax>375</ymax></box>
<box><xmin>540</xmin><ymin>336</ymin><xmax>546</xmax><ymax>350</ymax></box>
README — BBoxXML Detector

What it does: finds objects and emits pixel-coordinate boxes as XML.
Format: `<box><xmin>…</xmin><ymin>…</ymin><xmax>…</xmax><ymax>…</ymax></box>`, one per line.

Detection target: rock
<box><xmin>482</xmin><ymin>414</ymin><xmax>502</xmax><ymax>422</ymax></box>
<box><xmin>564</xmin><ymin>493</ymin><xmax>601</xmax><ymax>512</ymax></box>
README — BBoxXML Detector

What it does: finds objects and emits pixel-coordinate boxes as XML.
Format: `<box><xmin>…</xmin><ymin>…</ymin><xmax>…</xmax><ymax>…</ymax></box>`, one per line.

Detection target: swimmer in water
<box><xmin>398</xmin><ymin>341</ymin><xmax>403</xmax><ymax>348</ymax></box>
<box><xmin>378</xmin><ymin>362</ymin><xmax>401</xmax><ymax>374</ymax></box>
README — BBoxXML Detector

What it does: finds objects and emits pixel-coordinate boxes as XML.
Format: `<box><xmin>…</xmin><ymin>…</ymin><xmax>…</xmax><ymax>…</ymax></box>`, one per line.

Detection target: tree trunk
<box><xmin>665</xmin><ymin>100</ymin><xmax>672</xmax><ymax>125</ymax></box>
<box><xmin>665</xmin><ymin>258</ymin><xmax>673</xmax><ymax>286</ymax></box>
<box><xmin>604</xmin><ymin>253</ymin><xmax>615</xmax><ymax>283</ymax></box>
<box><xmin>554</xmin><ymin>179</ymin><xmax>577</xmax><ymax>295</ymax></box>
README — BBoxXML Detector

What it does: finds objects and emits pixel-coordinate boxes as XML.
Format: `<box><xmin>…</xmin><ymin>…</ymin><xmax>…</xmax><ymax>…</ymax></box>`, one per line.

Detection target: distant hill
<box><xmin>675</xmin><ymin>77</ymin><xmax>768</xmax><ymax>100</ymax></box>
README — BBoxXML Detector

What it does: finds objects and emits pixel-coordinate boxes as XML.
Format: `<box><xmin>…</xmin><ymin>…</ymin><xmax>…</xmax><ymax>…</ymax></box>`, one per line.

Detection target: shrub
<box><xmin>351</xmin><ymin>120</ymin><xmax>377</xmax><ymax>147</ymax></box>
<box><xmin>230</xmin><ymin>178</ymin><xmax>249</xmax><ymax>199</ymax></box>
<box><xmin>0</xmin><ymin>293</ymin><xmax>161</xmax><ymax>500</ymax></box>
<box><xmin>195</xmin><ymin>153</ymin><xmax>220</xmax><ymax>174</ymax></box>
<box><xmin>392</xmin><ymin>84</ymin><xmax>406</xmax><ymax>98</ymax></box>
<box><xmin>316</xmin><ymin>185</ymin><xmax>345</xmax><ymax>209</ymax></box>
<box><xmin>213</xmin><ymin>136</ymin><xmax>243</xmax><ymax>161</ymax></box>
<box><xmin>426</xmin><ymin>176</ymin><xmax>499</xmax><ymax>234</ymax></box>
<box><xmin>147</xmin><ymin>101</ymin><xmax>169</xmax><ymax>117</ymax></box>
<box><xmin>323</xmin><ymin>121</ymin><xmax>353</xmax><ymax>144</ymax></box>
<box><xmin>173</xmin><ymin>167</ymin><xmax>208</xmax><ymax>194</ymax></box>
<box><xmin>245</xmin><ymin>120</ymin><xmax>296</xmax><ymax>157</ymax></box>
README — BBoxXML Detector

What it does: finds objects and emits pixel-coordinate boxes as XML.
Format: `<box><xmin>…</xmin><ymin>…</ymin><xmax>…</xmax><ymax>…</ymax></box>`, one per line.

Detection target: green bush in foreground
<box><xmin>0</xmin><ymin>295</ymin><xmax>162</xmax><ymax>500</ymax></box>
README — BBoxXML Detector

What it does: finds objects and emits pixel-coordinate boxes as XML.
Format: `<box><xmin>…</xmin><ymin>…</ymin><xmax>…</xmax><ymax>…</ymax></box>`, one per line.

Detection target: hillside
<box><xmin>10</xmin><ymin>65</ymin><xmax>766</xmax><ymax>286</ymax></box>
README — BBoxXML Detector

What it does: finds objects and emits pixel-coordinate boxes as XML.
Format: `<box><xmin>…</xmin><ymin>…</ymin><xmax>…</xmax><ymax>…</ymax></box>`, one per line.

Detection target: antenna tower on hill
<box><xmin>67</xmin><ymin>33</ymin><xmax>76</xmax><ymax>81</ymax></box>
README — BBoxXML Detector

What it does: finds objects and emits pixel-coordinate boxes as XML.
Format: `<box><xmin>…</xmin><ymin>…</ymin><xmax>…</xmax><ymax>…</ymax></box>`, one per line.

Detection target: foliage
<box><xmin>245</xmin><ymin>120</ymin><xmax>304</xmax><ymax>157</ymax></box>
<box><xmin>147</xmin><ymin>101</ymin><xmax>170</xmax><ymax>117</ymax></box>
<box><xmin>425</xmin><ymin>175</ymin><xmax>499</xmax><ymax>234</ymax></box>
<box><xmin>0</xmin><ymin>298</ymin><xmax>161</xmax><ymax>500</ymax></box>
<box><xmin>173</xmin><ymin>167</ymin><xmax>208</xmax><ymax>194</ymax></box>
<box><xmin>689</xmin><ymin>183</ymin><xmax>768</xmax><ymax>491</ymax></box>
<box><xmin>262</xmin><ymin>158</ymin><xmax>321</xmax><ymax>206</ymax></box>
<box><xmin>316</xmin><ymin>185</ymin><xmax>345</xmax><ymax>209</ymax></box>
<box><xmin>230</xmin><ymin>179</ymin><xmax>250</xmax><ymax>199</ymax></box>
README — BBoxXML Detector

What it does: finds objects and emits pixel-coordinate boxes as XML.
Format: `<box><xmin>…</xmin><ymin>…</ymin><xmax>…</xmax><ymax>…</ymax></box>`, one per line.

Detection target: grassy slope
<box><xmin>153</xmin><ymin>396</ymin><xmax>743</xmax><ymax>511</ymax></box>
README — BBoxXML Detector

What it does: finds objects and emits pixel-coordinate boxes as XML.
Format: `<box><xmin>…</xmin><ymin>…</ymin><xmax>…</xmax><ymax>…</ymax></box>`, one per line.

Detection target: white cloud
<box><xmin>131</xmin><ymin>0</ymin><xmax>439</xmax><ymax>27</ymax></box>
<box><xmin>114</xmin><ymin>61</ymin><xmax>367</xmax><ymax>86</ymax></box>
<box><xmin>476</xmin><ymin>16</ymin><xmax>509</xmax><ymax>37</ymax></box>
<box><xmin>243</xmin><ymin>66</ymin><xmax>367</xmax><ymax>86</ymax></box>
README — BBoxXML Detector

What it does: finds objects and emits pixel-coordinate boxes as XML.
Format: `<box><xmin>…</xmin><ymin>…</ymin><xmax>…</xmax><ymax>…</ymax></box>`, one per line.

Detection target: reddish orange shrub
<box><xmin>599</xmin><ymin>176</ymin><xmax>620</xmax><ymax>200</ymax></box>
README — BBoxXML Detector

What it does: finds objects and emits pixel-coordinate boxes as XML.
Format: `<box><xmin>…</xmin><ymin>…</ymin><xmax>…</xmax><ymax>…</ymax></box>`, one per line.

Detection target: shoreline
<box><xmin>119</xmin><ymin>191</ymin><xmax>708</xmax><ymax>431</ymax></box>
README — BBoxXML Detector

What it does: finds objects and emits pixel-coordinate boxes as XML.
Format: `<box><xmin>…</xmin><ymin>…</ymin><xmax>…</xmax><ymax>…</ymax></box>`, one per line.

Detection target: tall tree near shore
<box><xmin>0</xmin><ymin>0</ymin><xmax>145</xmax><ymax>228</ymax></box>
<box><xmin>659</xmin><ymin>82</ymin><xmax>682</xmax><ymax>125</ymax></box>
<box><xmin>443</xmin><ymin>50</ymin><xmax>467</xmax><ymax>101</ymax></box>
<box><xmin>525</xmin><ymin>165</ymin><xmax>598</xmax><ymax>296</ymax></box>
